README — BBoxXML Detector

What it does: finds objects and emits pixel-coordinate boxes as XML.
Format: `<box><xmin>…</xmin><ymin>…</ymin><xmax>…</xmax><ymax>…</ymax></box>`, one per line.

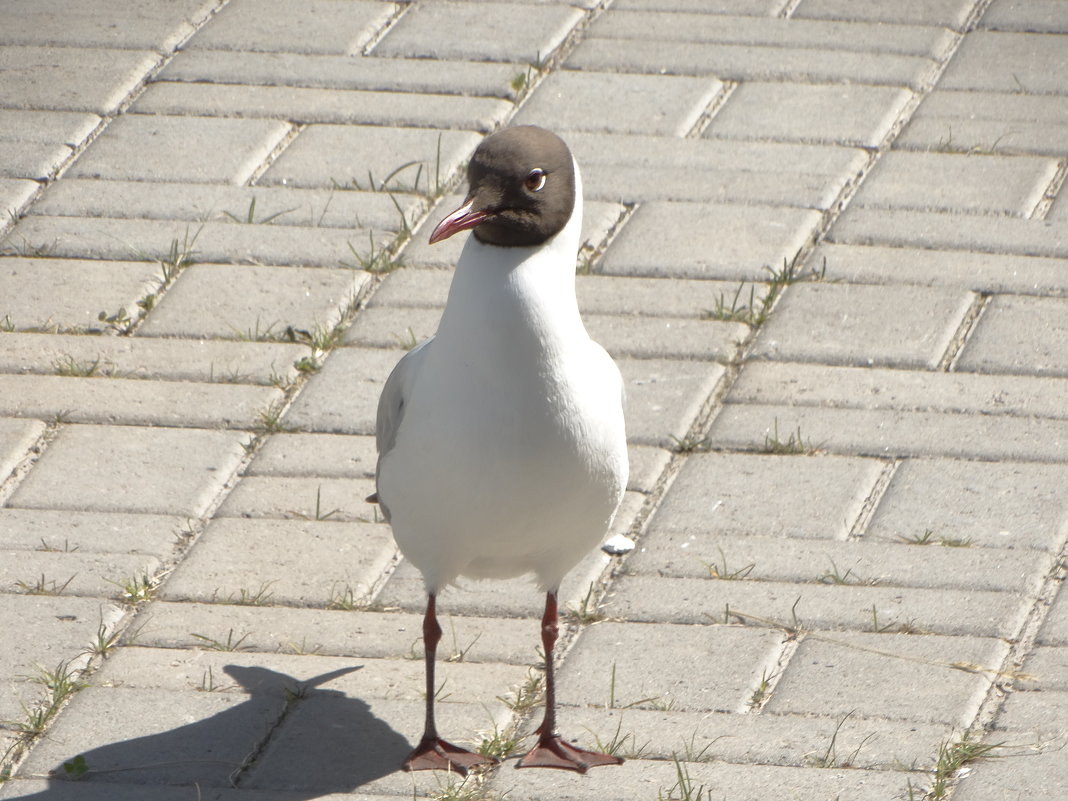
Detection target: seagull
<box><xmin>371</xmin><ymin>125</ymin><xmax>628</xmax><ymax>774</ymax></box>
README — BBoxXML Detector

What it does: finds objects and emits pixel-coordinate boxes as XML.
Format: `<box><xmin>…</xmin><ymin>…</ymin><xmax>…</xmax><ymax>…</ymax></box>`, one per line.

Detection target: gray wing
<box><xmin>370</xmin><ymin>337</ymin><xmax>433</xmax><ymax>517</ymax></box>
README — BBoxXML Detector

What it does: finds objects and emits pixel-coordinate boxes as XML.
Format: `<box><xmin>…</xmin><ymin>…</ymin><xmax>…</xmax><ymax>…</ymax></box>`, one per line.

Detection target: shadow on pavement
<box><xmin>10</xmin><ymin>664</ymin><xmax>411</xmax><ymax>799</ymax></box>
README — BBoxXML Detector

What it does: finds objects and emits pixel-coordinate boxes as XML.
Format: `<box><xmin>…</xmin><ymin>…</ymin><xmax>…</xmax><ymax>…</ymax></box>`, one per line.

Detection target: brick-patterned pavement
<box><xmin>1</xmin><ymin>1</ymin><xmax>1066</xmax><ymax>799</ymax></box>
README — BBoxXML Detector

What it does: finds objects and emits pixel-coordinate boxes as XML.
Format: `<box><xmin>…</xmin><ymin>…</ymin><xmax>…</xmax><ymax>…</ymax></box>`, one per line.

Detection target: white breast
<box><xmin>376</xmin><ymin>167</ymin><xmax>628</xmax><ymax>592</ymax></box>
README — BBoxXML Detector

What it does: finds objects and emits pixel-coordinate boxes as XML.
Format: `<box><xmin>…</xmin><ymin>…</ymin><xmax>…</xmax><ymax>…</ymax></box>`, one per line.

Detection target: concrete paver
<box><xmin>896</xmin><ymin>89</ymin><xmax>1068</xmax><ymax>157</ymax></box>
<box><xmin>939</xmin><ymin>31</ymin><xmax>1068</xmax><ymax>93</ymax></box>
<box><xmin>183</xmin><ymin>0</ymin><xmax>395</xmax><ymax>55</ymax></box>
<box><xmin>8</xmin><ymin>424</ymin><xmax>247</xmax><ymax>516</ymax></box>
<box><xmin>513</xmin><ymin>71</ymin><xmax>722</xmax><ymax>137</ymax></box>
<box><xmin>954</xmin><ymin>294</ymin><xmax>1068</xmax><ymax>376</ymax></box>
<box><xmin>752</xmin><ymin>282</ymin><xmax>975</xmax><ymax>369</ymax></box>
<box><xmin>66</xmin><ymin>114</ymin><xmax>291</xmax><ymax>185</ymax></box>
<box><xmin>852</xmin><ymin>150</ymin><xmax>1060</xmax><ymax>216</ymax></box>
<box><xmin>703</xmin><ymin>81</ymin><xmax>911</xmax><ymax>147</ymax></box>
<box><xmin>371</xmin><ymin>1</ymin><xmax>584</xmax><ymax>63</ymax></box>
<box><xmin>2</xmin><ymin>1</ymin><xmax>1067</xmax><ymax>799</ymax></box>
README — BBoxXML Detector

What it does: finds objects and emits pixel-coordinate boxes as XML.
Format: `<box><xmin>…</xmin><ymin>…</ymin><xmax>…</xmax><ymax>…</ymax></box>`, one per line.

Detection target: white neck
<box><xmin>435</xmin><ymin>161</ymin><xmax>587</xmax><ymax>361</ymax></box>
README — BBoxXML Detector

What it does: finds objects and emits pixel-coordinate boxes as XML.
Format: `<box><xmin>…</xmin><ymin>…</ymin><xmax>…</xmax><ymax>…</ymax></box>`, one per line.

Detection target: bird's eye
<box><xmin>525</xmin><ymin>169</ymin><xmax>547</xmax><ymax>192</ymax></box>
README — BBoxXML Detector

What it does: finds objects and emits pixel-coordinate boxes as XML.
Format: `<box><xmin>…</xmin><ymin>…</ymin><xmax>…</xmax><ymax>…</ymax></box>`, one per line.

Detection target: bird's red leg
<box><xmin>403</xmin><ymin>594</ymin><xmax>497</xmax><ymax>775</ymax></box>
<box><xmin>517</xmin><ymin>591</ymin><xmax>624</xmax><ymax>772</ymax></box>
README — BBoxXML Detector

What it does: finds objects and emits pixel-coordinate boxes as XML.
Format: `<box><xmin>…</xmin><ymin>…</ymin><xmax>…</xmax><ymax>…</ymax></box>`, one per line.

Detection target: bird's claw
<box><xmin>402</xmin><ymin>736</ymin><xmax>497</xmax><ymax>776</ymax></box>
<box><xmin>517</xmin><ymin>734</ymin><xmax>624</xmax><ymax>772</ymax></box>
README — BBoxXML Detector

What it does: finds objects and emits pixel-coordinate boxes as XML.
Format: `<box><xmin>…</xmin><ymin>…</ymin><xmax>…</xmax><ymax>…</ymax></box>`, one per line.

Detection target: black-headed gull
<box><xmin>372</xmin><ymin>125</ymin><xmax>628</xmax><ymax>774</ymax></box>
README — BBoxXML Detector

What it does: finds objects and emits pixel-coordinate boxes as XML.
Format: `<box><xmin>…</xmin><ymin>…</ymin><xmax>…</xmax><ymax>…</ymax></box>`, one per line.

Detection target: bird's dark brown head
<box><xmin>429</xmin><ymin>126</ymin><xmax>576</xmax><ymax>248</ymax></box>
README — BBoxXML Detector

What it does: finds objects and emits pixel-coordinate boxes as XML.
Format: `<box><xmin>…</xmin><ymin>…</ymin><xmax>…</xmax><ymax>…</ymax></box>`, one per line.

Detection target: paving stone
<box><xmin>159</xmin><ymin>50</ymin><xmax>518</xmax><ymax>98</ymax></box>
<box><xmin>567</xmin><ymin>130</ymin><xmax>868</xmax><ymax>176</ymax></box>
<box><xmin>31</xmin><ymin>178</ymin><xmax>423</xmax><ymax>233</ymax></box>
<box><xmin>0</xmin><ymin>594</ymin><xmax>125</xmax><ymax>696</ymax></box>
<box><xmin>608</xmin><ymin>574</ymin><xmax>1027</xmax><ymax>637</ymax></box>
<box><xmin>259</xmin><ymin>125</ymin><xmax>482</xmax><ymax>192</ymax></box>
<box><xmin>500</xmin><ymin>754</ymin><xmax>915</xmax><ymax>801</ymax></box>
<box><xmin>131</xmin><ymin>601</ymin><xmax>539</xmax><ymax>666</ymax></box>
<box><xmin>558</xmin><ymin>621</ymin><xmax>783</xmax><ymax>712</ymax></box>
<box><xmin>852</xmin><ymin>151</ymin><xmax>1058</xmax><ymax>216</ymax></box>
<box><xmin>373</xmin><ymin>1</ymin><xmax>583</xmax><ymax>63</ymax></box>
<box><xmin>184</xmin><ymin>0</ymin><xmax>395</xmax><ymax>55</ymax></box>
<box><xmin>588</xmin><ymin>10</ymin><xmax>952</xmax><ymax>55</ymax></box>
<box><xmin>138</xmin><ymin>264</ymin><xmax>369</xmax><ymax>340</ymax></box>
<box><xmin>565</xmin><ymin>132</ymin><xmax>867</xmax><ymax>207</ymax></box>
<box><xmin>7</xmin><ymin>215</ymin><xmax>385</xmax><ymax>268</ymax></box>
<box><xmin>626</xmin><ymin>445</ymin><xmax>671</xmax><ymax>493</ymax></box>
<box><xmin>829</xmin><ymin>207</ymin><xmax>1068</xmax><ymax>258</ymax></box>
<box><xmin>865</xmin><ymin>459</ymin><xmax>1068</xmax><ymax>552</ymax></box>
<box><xmin>0</xmin><ymin>374</ymin><xmax>281</xmax><ymax>428</ymax></box>
<box><xmin>896</xmin><ymin>89</ymin><xmax>1068</xmax><ymax>157</ymax></box>
<box><xmin>1</xmin><ymin>781</ymin><xmax>398</xmax><ymax>801</ymax></box>
<box><xmin>707</xmin><ymin>403</ymin><xmax>1068</xmax><ymax>462</ymax></box>
<box><xmin>246</xmin><ymin>433</ymin><xmax>376</xmax><ymax>478</ymax></box>
<box><xmin>0</xmin><ymin>331</ymin><xmax>308</xmax><ymax>386</ymax></box>
<box><xmin>811</xmin><ymin>242</ymin><xmax>1068</xmax><ymax>293</ymax></box>
<box><xmin>939</xmin><ymin>31</ymin><xmax>1068</xmax><ymax>94</ymax></box>
<box><xmin>650</xmin><ymin>453</ymin><xmax>883</xmax><ymax>539</ymax></box>
<box><xmin>793</xmin><ymin>0</ymin><xmax>976</xmax><ymax>28</ymax></box>
<box><xmin>704</xmin><ymin>81</ymin><xmax>911</xmax><ymax>147</ymax></box>
<box><xmin>0</xmin><ymin>258</ymin><xmax>158</xmax><ymax>333</ymax></box>
<box><xmin>954</xmin><ymin>294</ymin><xmax>1068</xmax><ymax>377</ymax></box>
<box><xmin>8</xmin><ymin>424</ymin><xmax>247</xmax><ymax>516</ymax></box>
<box><xmin>343</xmin><ymin>306</ymin><xmax>440</xmax><ymax>349</ymax></box>
<box><xmin>578</xmin><ymin>174</ymin><xmax>821</xmax><ymax>221</ymax></box>
<box><xmin>0</xmin><ymin>0</ymin><xmax>215</xmax><ymax>50</ymax></box>
<box><xmin>0</xmin><ymin>110</ymin><xmax>97</xmax><ymax>150</ymax></box>
<box><xmin>994</xmin><ymin>687</ymin><xmax>1068</xmax><ymax>737</ymax></box>
<box><xmin>1017</xmin><ymin>646</ymin><xmax>1068</xmax><ymax>691</ymax></box>
<box><xmin>953</xmin><ymin>747</ymin><xmax>1068</xmax><ymax>801</ymax></box>
<box><xmin>0</xmin><ymin>508</ymin><xmax>183</xmax><ymax>556</ymax></box>
<box><xmin>283</xmin><ymin>347</ymin><xmax>400</xmax><ymax>436</ymax></box>
<box><xmin>246</xmin><ymin>696</ymin><xmax>509</xmax><ymax>796</ymax></box>
<box><xmin>1051</xmin><ymin>187</ymin><xmax>1068</xmax><ymax>222</ymax></box>
<box><xmin>0</xmin><ymin>416</ymin><xmax>45</xmax><ymax>484</ymax></box>
<box><xmin>614</xmin><ymin>0</ymin><xmax>785</xmax><ymax>12</ymax></box>
<box><xmin>727</xmin><ymin>361</ymin><xmax>1068</xmax><ymax>421</ymax></box>
<box><xmin>67</xmin><ymin>114</ymin><xmax>291</xmax><ymax>185</ymax></box>
<box><xmin>980</xmin><ymin>0</ymin><xmax>1068</xmax><ymax>33</ymax></box>
<box><xmin>601</xmin><ymin>201</ymin><xmax>823</xmax><ymax>280</ymax></box>
<box><xmin>751</xmin><ymin>282</ymin><xmax>975</xmax><ymax>369</ymax></box>
<box><xmin>1039</xmin><ymin>587</ymin><xmax>1068</xmax><ymax>646</ymax></box>
<box><xmin>1</xmin><ymin>550</ymin><xmax>161</xmax><ymax>599</ymax></box>
<box><xmin>619</xmin><ymin>358</ymin><xmax>725</xmax><ymax>446</ymax></box>
<box><xmin>627</xmin><ymin>531</ymin><xmax>1048</xmax><ymax>595</ymax></box>
<box><xmin>567</xmin><ymin>36</ymin><xmax>938</xmax><ymax>89</ymax></box>
<box><xmin>0</xmin><ymin>46</ymin><xmax>158</xmax><ymax>114</ymax></box>
<box><xmin>162</xmin><ymin>518</ymin><xmax>395</xmax><ymax>606</ymax></box>
<box><xmin>134</xmin><ymin>81</ymin><xmax>511</xmax><ymax>132</ymax></box>
<box><xmin>213</xmin><ymin>476</ymin><xmax>377</xmax><ymax>522</ymax></box>
<box><xmin>0</xmin><ymin>178</ymin><xmax>38</xmax><ymax>219</ymax></box>
<box><xmin>0</xmin><ymin>140</ymin><xmax>72</xmax><ymax>181</ymax></box>
<box><xmin>557</xmin><ymin>705</ymin><xmax>952</xmax><ymax>770</ymax></box>
<box><xmin>16</xmin><ymin>684</ymin><xmax>285</xmax><ymax>787</ymax></box>
<box><xmin>764</xmin><ymin>631</ymin><xmax>1009</xmax><ymax>725</ymax></box>
<box><xmin>95</xmin><ymin>647</ymin><xmax>526</xmax><ymax>707</ymax></box>
<box><xmin>513</xmin><ymin>70</ymin><xmax>723</xmax><ymax>137</ymax></box>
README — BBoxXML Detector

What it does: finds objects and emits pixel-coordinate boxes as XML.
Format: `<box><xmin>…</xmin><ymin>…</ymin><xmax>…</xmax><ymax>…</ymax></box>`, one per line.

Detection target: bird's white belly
<box><xmin>378</xmin><ymin>355</ymin><xmax>626</xmax><ymax>592</ymax></box>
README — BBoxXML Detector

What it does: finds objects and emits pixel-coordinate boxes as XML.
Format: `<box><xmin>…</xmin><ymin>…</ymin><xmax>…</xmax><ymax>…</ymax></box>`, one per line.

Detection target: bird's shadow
<box><xmin>10</xmin><ymin>664</ymin><xmax>412</xmax><ymax>799</ymax></box>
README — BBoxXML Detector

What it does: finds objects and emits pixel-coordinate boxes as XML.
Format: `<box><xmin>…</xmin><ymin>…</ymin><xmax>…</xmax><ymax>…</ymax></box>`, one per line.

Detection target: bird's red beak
<box><xmin>428</xmin><ymin>198</ymin><xmax>490</xmax><ymax>244</ymax></box>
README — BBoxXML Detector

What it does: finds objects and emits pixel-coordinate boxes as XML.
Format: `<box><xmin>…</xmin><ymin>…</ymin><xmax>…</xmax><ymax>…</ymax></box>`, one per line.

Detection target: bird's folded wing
<box><xmin>375</xmin><ymin>336</ymin><xmax>434</xmax><ymax>462</ymax></box>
